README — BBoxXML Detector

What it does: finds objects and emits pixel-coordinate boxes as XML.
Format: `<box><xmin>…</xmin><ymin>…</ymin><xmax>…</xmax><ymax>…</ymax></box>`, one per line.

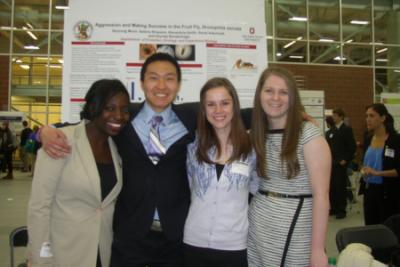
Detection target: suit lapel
<box><xmin>102</xmin><ymin>138</ymin><xmax>122</xmax><ymax>206</ymax></box>
<box><xmin>74</xmin><ymin>121</ymin><xmax>101</xmax><ymax>202</ymax></box>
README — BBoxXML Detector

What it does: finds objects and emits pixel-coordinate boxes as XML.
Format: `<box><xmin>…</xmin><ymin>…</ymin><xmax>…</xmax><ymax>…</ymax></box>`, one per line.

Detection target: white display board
<box><xmin>380</xmin><ymin>93</ymin><xmax>400</xmax><ymax>131</ymax></box>
<box><xmin>62</xmin><ymin>0</ymin><xmax>267</xmax><ymax>122</ymax></box>
<box><xmin>300</xmin><ymin>90</ymin><xmax>325</xmax><ymax>133</ymax></box>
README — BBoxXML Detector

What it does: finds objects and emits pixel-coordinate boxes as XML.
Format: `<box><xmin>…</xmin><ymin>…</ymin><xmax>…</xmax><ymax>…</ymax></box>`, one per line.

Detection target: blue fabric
<box><xmin>132</xmin><ymin>102</ymin><xmax>188</xmax><ymax>220</ymax></box>
<box><xmin>363</xmin><ymin>146</ymin><xmax>384</xmax><ymax>184</ymax></box>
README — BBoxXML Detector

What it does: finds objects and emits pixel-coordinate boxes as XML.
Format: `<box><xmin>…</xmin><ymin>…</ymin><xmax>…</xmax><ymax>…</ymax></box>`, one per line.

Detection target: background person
<box><xmin>27</xmin><ymin>79</ymin><xmax>130</xmax><ymax>267</ymax></box>
<box><xmin>326</xmin><ymin>108</ymin><xmax>356</xmax><ymax>219</ymax></box>
<box><xmin>361</xmin><ymin>103</ymin><xmax>400</xmax><ymax>225</ymax></box>
<box><xmin>20</xmin><ymin>120</ymin><xmax>32</xmax><ymax>172</ymax></box>
<box><xmin>248</xmin><ymin>67</ymin><xmax>331</xmax><ymax>267</ymax></box>
<box><xmin>183</xmin><ymin>77</ymin><xmax>257</xmax><ymax>267</ymax></box>
<box><xmin>1</xmin><ymin>121</ymin><xmax>17</xmax><ymax>179</ymax></box>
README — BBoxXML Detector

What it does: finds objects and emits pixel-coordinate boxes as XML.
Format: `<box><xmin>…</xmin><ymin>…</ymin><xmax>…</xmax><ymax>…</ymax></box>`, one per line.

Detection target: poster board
<box><xmin>62</xmin><ymin>0</ymin><xmax>267</xmax><ymax>122</ymax></box>
<box><xmin>381</xmin><ymin>93</ymin><xmax>400</xmax><ymax>131</ymax></box>
<box><xmin>300</xmin><ymin>90</ymin><xmax>325</xmax><ymax>133</ymax></box>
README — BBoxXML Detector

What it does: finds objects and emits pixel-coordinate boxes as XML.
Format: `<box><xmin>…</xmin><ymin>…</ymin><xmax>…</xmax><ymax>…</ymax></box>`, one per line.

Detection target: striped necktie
<box><xmin>148</xmin><ymin>115</ymin><xmax>166</xmax><ymax>165</ymax></box>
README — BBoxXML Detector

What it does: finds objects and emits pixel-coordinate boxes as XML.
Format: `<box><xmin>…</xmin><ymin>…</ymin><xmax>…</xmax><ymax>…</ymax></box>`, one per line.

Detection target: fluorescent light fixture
<box><xmin>376</xmin><ymin>58</ymin><xmax>388</xmax><ymax>62</ymax></box>
<box><xmin>26</xmin><ymin>22</ymin><xmax>34</xmax><ymax>29</ymax></box>
<box><xmin>46</xmin><ymin>64</ymin><xmax>62</xmax><ymax>68</ymax></box>
<box><xmin>55</xmin><ymin>5</ymin><xmax>69</xmax><ymax>9</ymax></box>
<box><xmin>296</xmin><ymin>36</ymin><xmax>303</xmax><ymax>40</ymax></box>
<box><xmin>19</xmin><ymin>65</ymin><xmax>30</xmax><ymax>70</ymax></box>
<box><xmin>319</xmin><ymin>38</ymin><xmax>334</xmax><ymax>42</ymax></box>
<box><xmin>394</xmin><ymin>70</ymin><xmax>400</xmax><ymax>73</ymax></box>
<box><xmin>266</xmin><ymin>35</ymin><xmax>273</xmax><ymax>39</ymax></box>
<box><xmin>24</xmin><ymin>45</ymin><xmax>39</xmax><ymax>50</ymax></box>
<box><xmin>377</xmin><ymin>48</ymin><xmax>387</xmax><ymax>54</ymax></box>
<box><xmin>334</xmin><ymin>56</ymin><xmax>346</xmax><ymax>61</ymax></box>
<box><xmin>284</xmin><ymin>40</ymin><xmax>296</xmax><ymax>49</ymax></box>
<box><xmin>346</xmin><ymin>39</ymin><xmax>353</xmax><ymax>43</ymax></box>
<box><xmin>22</xmin><ymin>27</ymin><xmax>38</xmax><ymax>40</ymax></box>
<box><xmin>16</xmin><ymin>59</ymin><xmax>22</xmax><ymax>63</ymax></box>
<box><xmin>289</xmin><ymin>17</ymin><xmax>307</xmax><ymax>22</ymax></box>
<box><xmin>58</xmin><ymin>59</ymin><xmax>64</xmax><ymax>64</ymax></box>
<box><xmin>350</xmin><ymin>20</ymin><xmax>369</xmax><ymax>25</ymax></box>
<box><xmin>289</xmin><ymin>55</ymin><xmax>303</xmax><ymax>59</ymax></box>
<box><xmin>276</xmin><ymin>52</ymin><xmax>282</xmax><ymax>57</ymax></box>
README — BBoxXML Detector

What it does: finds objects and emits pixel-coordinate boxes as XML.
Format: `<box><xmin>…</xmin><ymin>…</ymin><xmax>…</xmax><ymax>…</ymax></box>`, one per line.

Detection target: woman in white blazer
<box><xmin>183</xmin><ymin>77</ymin><xmax>258</xmax><ymax>267</ymax></box>
<box><xmin>27</xmin><ymin>79</ymin><xmax>131</xmax><ymax>267</ymax></box>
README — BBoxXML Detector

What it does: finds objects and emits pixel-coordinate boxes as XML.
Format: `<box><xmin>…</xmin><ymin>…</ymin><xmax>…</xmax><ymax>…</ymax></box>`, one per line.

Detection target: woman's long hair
<box><xmin>196</xmin><ymin>77</ymin><xmax>251</xmax><ymax>164</ymax></box>
<box><xmin>251</xmin><ymin>67</ymin><xmax>303</xmax><ymax>179</ymax></box>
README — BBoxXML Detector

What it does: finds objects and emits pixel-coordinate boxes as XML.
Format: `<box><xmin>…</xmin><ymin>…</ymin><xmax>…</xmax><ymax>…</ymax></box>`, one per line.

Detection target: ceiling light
<box><xmin>16</xmin><ymin>59</ymin><xmax>22</xmax><ymax>63</ymax></box>
<box><xmin>284</xmin><ymin>40</ymin><xmax>296</xmax><ymax>49</ymax></box>
<box><xmin>46</xmin><ymin>64</ymin><xmax>62</xmax><ymax>68</ymax></box>
<box><xmin>376</xmin><ymin>58</ymin><xmax>388</xmax><ymax>62</ymax></box>
<box><xmin>350</xmin><ymin>20</ymin><xmax>369</xmax><ymax>25</ymax></box>
<box><xmin>296</xmin><ymin>36</ymin><xmax>303</xmax><ymax>40</ymax></box>
<box><xmin>289</xmin><ymin>17</ymin><xmax>307</xmax><ymax>22</ymax></box>
<box><xmin>394</xmin><ymin>70</ymin><xmax>400</xmax><ymax>73</ymax></box>
<box><xmin>377</xmin><ymin>48</ymin><xmax>387</xmax><ymax>54</ymax></box>
<box><xmin>276</xmin><ymin>52</ymin><xmax>282</xmax><ymax>57</ymax></box>
<box><xmin>55</xmin><ymin>0</ymin><xmax>69</xmax><ymax>9</ymax></box>
<box><xmin>266</xmin><ymin>35</ymin><xmax>273</xmax><ymax>39</ymax></box>
<box><xmin>319</xmin><ymin>38</ymin><xmax>334</xmax><ymax>42</ymax></box>
<box><xmin>22</xmin><ymin>27</ymin><xmax>38</xmax><ymax>40</ymax></box>
<box><xmin>24</xmin><ymin>45</ymin><xmax>39</xmax><ymax>50</ymax></box>
<box><xmin>25</xmin><ymin>22</ymin><xmax>34</xmax><ymax>29</ymax></box>
<box><xmin>289</xmin><ymin>55</ymin><xmax>303</xmax><ymax>59</ymax></box>
<box><xmin>19</xmin><ymin>65</ymin><xmax>30</xmax><ymax>70</ymax></box>
<box><xmin>334</xmin><ymin>56</ymin><xmax>346</xmax><ymax>61</ymax></box>
<box><xmin>58</xmin><ymin>59</ymin><xmax>64</xmax><ymax>64</ymax></box>
<box><xmin>345</xmin><ymin>39</ymin><xmax>353</xmax><ymax>43</ymax></box>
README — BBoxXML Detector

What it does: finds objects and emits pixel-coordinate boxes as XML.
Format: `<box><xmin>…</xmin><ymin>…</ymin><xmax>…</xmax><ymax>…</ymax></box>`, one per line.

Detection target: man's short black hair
<box><xmin>80</xmin><ymin>79</ymin><xmax>130</xmax><ymax>120</ymax></box>
<box><xmin>140</xmin><ymin>52</ymin><xmax>181</xmax><ymax>82</ymax></box>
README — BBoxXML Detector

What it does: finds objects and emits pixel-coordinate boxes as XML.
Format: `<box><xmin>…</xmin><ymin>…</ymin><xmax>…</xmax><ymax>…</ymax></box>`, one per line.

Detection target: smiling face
<box><xmin>141</xmin><ymin>60</ymin><xmax>181</xmax><ymax>113</ymax></box>
<box><xmin>260</xmin><ymin>74</ymin><xmax>290</xmax><ymax>129</ymax></box>
<box><xmin>204</xmin><ymin>86</ymin><xmax>234</xmax><ymax>133</ymax></box>
<box><xmin>92</xmin><ymin>92</ymin><xmax>130</xmax><ymax>136</ymax></box>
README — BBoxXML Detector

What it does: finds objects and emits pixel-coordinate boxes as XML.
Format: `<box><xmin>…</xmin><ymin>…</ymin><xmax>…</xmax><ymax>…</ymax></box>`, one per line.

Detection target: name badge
<box><xmin>232</xmin><ymin>162</ymin><xmax>249</xmax><ymax>176</ymax></box>
<box><xmin>385</xmin><ymin>148</ymin><xmax>395</xmax><ymax>158</ymax></box>
<box><xmin>40</xmin><ymin>242</ymin><xmax>53</xmax><ymax>258</ymax></box>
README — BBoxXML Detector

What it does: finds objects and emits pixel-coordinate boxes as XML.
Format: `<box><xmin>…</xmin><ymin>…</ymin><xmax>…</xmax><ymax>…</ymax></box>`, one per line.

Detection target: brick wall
<box><xmin>271</xmin><ymin>63</ymin><xmax>373</xmax><ymax>144</ymax></box>
<box><xmin>0</xmin><ymin>56</ymin><xmax>9</xmax><ymax>111</ymax></box>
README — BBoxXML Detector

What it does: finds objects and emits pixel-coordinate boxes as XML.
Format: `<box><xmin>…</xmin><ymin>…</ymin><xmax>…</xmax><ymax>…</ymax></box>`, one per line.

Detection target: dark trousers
<box><xmin>363</xmin><ymin>183</ymin><xmax>386</xmax><ymax>225</ymax></box>
<box><xmin>183</xmin><ymin>244</ymin><xmax>248</xmax><ymax>267</ymax></box>
<box><xmin>329</xmin><ymin>164</ymin><xmax>347</xmax><ymax>216</ymax></box>
<box><xmin>110</xmin><ymin>230</ymin><xmax>184</xmax><ymax>267</ymax></box>
<box><xmin>3</xmin><ymin>150</ymin><xmax>13</xmax><ymax>175</ymax></box>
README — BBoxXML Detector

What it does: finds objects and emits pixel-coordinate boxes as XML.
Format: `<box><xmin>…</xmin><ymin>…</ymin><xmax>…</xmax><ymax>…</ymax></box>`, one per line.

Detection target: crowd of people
<box><xmin>21</xmin><ymin>52</ymin><xmax>400</xmax><ymax>267</ymax></box>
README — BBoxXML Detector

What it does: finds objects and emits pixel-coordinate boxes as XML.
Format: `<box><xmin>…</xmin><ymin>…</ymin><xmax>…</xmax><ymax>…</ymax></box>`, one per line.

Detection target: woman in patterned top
<box><xmin>248</xmin><ymin>67</ymin><xmax>331</xmax><ymax>267</ymax></box>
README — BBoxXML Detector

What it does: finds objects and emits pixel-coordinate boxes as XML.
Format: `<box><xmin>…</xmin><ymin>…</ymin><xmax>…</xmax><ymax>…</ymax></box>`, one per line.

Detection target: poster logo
<box><xmin>249</xmin><ymin>27</ymin><xmax>255</xmax><ymax>34</ymax></box>
<box><xmin>74</xmin><ymin>21</ymin><xmax>93</xmax><ymax>40</ymax></box>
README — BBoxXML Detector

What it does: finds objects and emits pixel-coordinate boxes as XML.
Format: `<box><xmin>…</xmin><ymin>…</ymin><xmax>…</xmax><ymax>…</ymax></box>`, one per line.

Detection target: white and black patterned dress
<box><xmin>248</xmin><ymin>122</ymin><xmax>321</xmax><ymax>267</ymax></box>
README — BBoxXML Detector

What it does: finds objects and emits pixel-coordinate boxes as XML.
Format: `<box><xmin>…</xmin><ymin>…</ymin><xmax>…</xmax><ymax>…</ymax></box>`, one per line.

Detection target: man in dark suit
<box><xmin>110</xmin><ymin>53</ymin><xmax>198</xmax><ymax>266</ymax></box>
<box><xmin>326</xmin><ymin>107</ymin><xmax>356</xmax><ymax>219</ymax></box>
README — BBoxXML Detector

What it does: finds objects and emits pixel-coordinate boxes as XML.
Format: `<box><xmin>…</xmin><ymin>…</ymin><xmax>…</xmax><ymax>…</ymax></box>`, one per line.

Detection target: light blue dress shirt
<box><xmin>132</xmin><ymin>102</ymin><xmax>188</xmax><ymax>220</ymax></box>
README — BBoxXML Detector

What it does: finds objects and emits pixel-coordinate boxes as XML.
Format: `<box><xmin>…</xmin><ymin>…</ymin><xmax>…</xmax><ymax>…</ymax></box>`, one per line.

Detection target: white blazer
<box><xmin>28</xmin><ymin>120</ymin><xmax>123</xmax><ymax>267</ymax></box>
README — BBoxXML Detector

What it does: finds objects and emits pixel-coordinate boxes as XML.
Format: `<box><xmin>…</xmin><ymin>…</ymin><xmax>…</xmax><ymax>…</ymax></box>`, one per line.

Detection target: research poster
<box><xmin>62</xmin><ymin>0</ymin><xmax>267</xmax><ymax>122</ymax></box>
<box><xmin>381</xmin><ymin>93</ymin><xmax>400</xmax><ymax>131</ymax></box>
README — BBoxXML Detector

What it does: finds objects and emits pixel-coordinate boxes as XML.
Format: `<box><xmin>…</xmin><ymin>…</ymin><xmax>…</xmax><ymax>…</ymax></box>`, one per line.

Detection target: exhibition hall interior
<box><xmin>0</xmin><ymin>0</ymin><xmax>400</xmax><ymax>266</ymax></box>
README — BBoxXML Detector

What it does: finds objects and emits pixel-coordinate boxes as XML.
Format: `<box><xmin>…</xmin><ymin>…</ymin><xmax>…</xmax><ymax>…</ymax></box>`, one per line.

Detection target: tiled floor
<box><xmin>0</xmin><ymin>171</ymin><xmax>364</xmax><ymax>267</ymax></box>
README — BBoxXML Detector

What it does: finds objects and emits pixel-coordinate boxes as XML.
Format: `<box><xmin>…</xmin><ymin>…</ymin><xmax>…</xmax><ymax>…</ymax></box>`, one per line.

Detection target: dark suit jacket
<box><xmin>326</xmin><ymin>123</ymin><xmax>356</xmax><ymax>165</ymax></box>
<box><xmin>112</xmin><ymin>102</ymin><xmax>199</xmax><ymax>244</ymax></box>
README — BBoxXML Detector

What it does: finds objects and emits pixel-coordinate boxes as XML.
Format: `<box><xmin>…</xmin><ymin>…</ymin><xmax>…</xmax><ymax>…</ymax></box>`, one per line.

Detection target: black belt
<box><xmin>258</xmin><ymin>190</ymin><xmax>312</xmax><ymax>199</ymax></box>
